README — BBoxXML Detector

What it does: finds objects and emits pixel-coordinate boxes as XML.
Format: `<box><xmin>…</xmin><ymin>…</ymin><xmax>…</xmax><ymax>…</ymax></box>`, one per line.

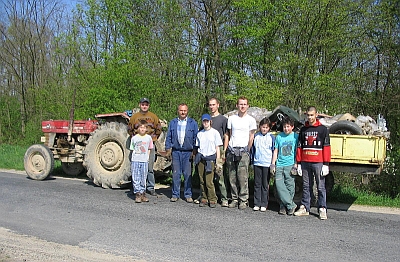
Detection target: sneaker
<box><xmin>170</xmin><ymin>197</ymin><xmax>178</xmax><ymax>202</ymax></box>
<box><xmin>278</xmin><ymin>206</ymin><xmax>286</xmax><ymax>215</ymax></box>
<box><xmin>141</xmin><ymin>193</ymin><xmax>149</xmax><ymax>202</ymax></box>
<box><xmin>185</xmin><ymin>197</ymin><xmax>193</xmax><ymax>203</ymax></box>
<box><xmin>319</xmin><ymin>207</ymin><xmax>328</xmax><ymax>220</ymax></box>
<box><xmin>228</xmin><ymin>200</ymin><xmax>238</xmax><ymax>208</ymax></box>
<box><xmin>194</xmin><ymin>195</ymin><xmax>201</xmax><ymax>204</ymax></box>
<box><xmin>199</xmin><ymin>200</ymin><xmax>207</xmax><ymax>207</ymax></box>
<box><xmin>135</xmin><ymin>193</ymin><xmax>142</xmax><ymax>203</ymax></box>
<box><xmin>294</xmin><ymin>205</ymin><xmax>309</xmax><ymax>216</ymax></box>
<box><xmin>238</xmin><ymin>202</ymin><xmax>247</xmax><ymax>210</ymax></box>
<box><xmin>287</xmin><ymin>205</ymin><xmax>297</xmax><ymax>216</ymax></box>
<box><xmin>149</xmin><ymin>190</ymin><xmax>157</xmax><ymax>196</ymax></box>
<box><xmin>260</xmin><ymin>207</ymin><xmax>267</xmax><ymax>212</ymax></box>
<box><xmin>209</xmin><ymin>201</ymin><xmax>217</xmax><ymax>208</ymax></box>
<box><xmin>253</xmin><ymin>206</ymin><xmax>260</xmax><ymax>211</ymax></box>
<box><xmin>221</xmin><ymin>200</ymin><xmax>229</xmax><ymax>207</ymax></box>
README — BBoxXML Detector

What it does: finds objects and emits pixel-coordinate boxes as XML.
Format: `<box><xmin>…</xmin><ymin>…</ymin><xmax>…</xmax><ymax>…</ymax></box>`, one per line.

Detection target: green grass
<box><xmin>328</xmin><ymin>185</ymin><xmax>400</xmax><ymax>208</ymax></box>
<box><xmin>0</xmin><ymin>144</ymin><xmax>27</xmax><ymax>170</ymax></box>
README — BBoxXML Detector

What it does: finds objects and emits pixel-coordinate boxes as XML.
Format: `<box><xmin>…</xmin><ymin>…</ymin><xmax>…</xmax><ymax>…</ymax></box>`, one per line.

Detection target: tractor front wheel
<box><xmin>24</xmin><ymin>144</ymin><xmax>54</xmax><ymax>180</ymax></box>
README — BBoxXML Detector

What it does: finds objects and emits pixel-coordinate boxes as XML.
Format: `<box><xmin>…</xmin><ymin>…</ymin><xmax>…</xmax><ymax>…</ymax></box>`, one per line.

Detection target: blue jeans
<box><xmin>300</xmin><ymin>162</ymin><xmax>326</xmax><ymax>211</ymax></box>
<box><xmin>147</xmin><ymin>147</ymin><xmax>155</xmax><ymax>192</ymax></box>
<box><xmin>171</xmin><ymin>150</ymin><xmax>192</xmax><ymax>199</ymax></box>
<box><xmin>253</xmin><ymin>165</ymin><xmax>270</xmax><ymax>208</ymax></box>
<box><xmin>275</xmin><ymin>165</ymin><xmax>296</xmax><ymax>210</ymax></box>
<box><xmin>131</xmin><ymin>161</ymin><xmax>148</xmax><ymax>194</ymax></box>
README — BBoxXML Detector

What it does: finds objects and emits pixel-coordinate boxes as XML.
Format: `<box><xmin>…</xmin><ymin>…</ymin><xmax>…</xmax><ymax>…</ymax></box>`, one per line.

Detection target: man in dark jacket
<box><xmin>165</xmin><ymin>103</ymin><xmax>198</xmax><ymax>203</ymax></box>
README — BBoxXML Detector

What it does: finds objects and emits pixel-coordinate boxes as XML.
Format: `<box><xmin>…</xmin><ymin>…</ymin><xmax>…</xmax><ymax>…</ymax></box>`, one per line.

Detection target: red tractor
<box><xmin>23</xmin><ymin>112</ymin><xmax>170</xmax><ymax>188</ymax></box>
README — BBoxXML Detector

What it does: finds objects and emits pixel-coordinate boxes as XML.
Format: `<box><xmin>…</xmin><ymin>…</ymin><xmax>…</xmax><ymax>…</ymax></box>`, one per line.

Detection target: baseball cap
<box><xmin>139</xmin><ymin>97</ymin><xmax>150</xmax><ymax>103</ymax></box>
<box><xmin>202</xmin><ymin>114</ymin><xmax>211</xmax><ymax>121</ymax></box>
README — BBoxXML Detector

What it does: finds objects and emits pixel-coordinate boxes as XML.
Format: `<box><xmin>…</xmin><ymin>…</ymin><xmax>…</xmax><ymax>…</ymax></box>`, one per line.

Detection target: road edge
<box><xmin>1</xmin><ymin>168</ymin><xmax>399</xmax><ymax>215</ymax></box>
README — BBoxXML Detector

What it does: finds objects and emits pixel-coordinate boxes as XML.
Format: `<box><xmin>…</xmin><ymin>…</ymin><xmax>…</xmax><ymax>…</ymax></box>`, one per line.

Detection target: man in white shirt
<box><xmin>224</xmin><ymin>96</ymin><xmax>257</xmax><ymax>210</ymax></box>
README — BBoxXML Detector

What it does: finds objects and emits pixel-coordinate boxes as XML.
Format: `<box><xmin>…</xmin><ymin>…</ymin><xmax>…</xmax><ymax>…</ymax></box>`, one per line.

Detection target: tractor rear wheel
<box><xmin>24</xmin><ymin>144</ymin><xmax>54</xmax><ymax>180</ymax></box>
<box><xmin>84</xmin><ymin>122</ymin><xmax>131</xmax><ymax>188</ymax></box>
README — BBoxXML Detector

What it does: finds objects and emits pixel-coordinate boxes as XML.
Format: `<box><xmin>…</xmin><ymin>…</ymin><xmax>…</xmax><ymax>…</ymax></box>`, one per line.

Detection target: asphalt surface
<box><xmin>1</xmin><ymin>170</ymin><xmax>400</xmax><ymax>262</ymax></box>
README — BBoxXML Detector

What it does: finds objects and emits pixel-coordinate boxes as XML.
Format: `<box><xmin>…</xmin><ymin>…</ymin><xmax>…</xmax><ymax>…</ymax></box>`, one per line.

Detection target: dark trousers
<box><xmin>253</xmin><ymin>165</ymin><xmax>270</xmax><ymax>207</ymax></box>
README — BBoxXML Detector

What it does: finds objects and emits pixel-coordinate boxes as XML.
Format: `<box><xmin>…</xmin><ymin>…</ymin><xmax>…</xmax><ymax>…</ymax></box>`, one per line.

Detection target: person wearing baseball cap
<box><xmin>128</xmin><ymin>97</ymin><xmax>162</xmax><ymax>197</ymax></box>
<box><xmin>193</xmin><ymin>113</ymin><xmax>223</xmax><ymax>208</ymax></box>
<box><xmin>140</xmin><ymin>97</ymin><xmax>150</xmax><ymax>103</ymax></box>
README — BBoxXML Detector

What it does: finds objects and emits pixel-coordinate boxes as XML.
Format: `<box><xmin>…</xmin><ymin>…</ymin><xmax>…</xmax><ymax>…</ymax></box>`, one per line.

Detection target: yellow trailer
<box><xmin>329</xmin><ymin>134</ymin><xmax>387</xmax><ymax>174</ymax></box>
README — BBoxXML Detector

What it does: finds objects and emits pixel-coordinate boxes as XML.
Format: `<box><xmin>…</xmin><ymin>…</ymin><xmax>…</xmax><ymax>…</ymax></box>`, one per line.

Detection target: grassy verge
<box><xmin>328</xmin><ymin>185</ymin><xmax>400</xmax><ymax>208</ymax></box>
<box><xmin>0</xmin><ymin>144</ymin><xmax>27</xmax><ymax>170</ymax></box>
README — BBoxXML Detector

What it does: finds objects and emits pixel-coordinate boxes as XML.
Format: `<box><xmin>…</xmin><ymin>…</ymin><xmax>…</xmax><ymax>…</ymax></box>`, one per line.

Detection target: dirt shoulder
<box><xmin>0</xmin><ymin>227</ymin><xmax>142</xmax><ymax>262</ymax></box>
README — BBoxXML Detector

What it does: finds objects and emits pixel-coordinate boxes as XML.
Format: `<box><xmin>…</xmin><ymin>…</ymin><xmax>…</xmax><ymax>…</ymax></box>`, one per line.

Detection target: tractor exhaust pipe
<box><xmin>67</xmin><ymin>88</ymin><xmax>76</xmax><ymax>143</ymax></box>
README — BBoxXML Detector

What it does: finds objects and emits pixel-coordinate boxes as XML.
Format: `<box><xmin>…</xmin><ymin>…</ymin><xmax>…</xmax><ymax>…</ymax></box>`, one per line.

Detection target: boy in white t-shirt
<box><xmin>194</xmin><ymin>114</ymin><xmax>223</xmax><ymax>208</ymax></box>
<box><xmin>130</xmin><ymin>120</ymin><xmax>154</xmax><ymax>203</ymax></box>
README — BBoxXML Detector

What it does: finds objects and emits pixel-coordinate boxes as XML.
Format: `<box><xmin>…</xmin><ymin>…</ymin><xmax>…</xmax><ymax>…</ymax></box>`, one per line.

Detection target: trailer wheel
<box><xmin>329</xmin><ymin>120</ymin><xmax>363</xmax><ymax>135</ymax></box>
<box><xmin>24</xmin><ymin>144</ymin><xmax>54</xmax><ymax>180</ymax></box>
<box><xmin>61</xmin><ymin>162</ymin><xmax>84</xmax><ymax>176</ymax></box>
<box><xmin>84</xmin><ymin>122</ymin><xmax>131</xmax><ymax>188</ymax></box>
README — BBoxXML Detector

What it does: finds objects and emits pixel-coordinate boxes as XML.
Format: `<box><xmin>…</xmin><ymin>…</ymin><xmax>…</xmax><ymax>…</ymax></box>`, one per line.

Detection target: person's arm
<box><xmin>154</xmin><ymin>115</ymin><xmax>163</xmax><ymax>138</ymax></box>
<box><xmin>191</xmin><ymin>120</ymin><xmax>199</xmax><ymax>158</ymax></box>
<box><xmin>224</xmin><ymin>130</ymin><xmax>231</xmax><ymax>152</ymax></box>
<box><xmin>293</xmin><ymin>134</ymin><xmax>298</xmax><ymax>168</ymax></box>
<box><xmin>270</xmin><ymin>146</ymin><xmax>278</xmax><ymax>175</ymax></box>
<box><xmin>322</xmin><ymin>130</ymin><xmax>331</xmax><ymax>164</ymax></box>
<box><xmin>127</xmin><ymin>116</ymin><xmax>136</xmax><ymax>136</ymax></box>
<box><xmin>296</xmin><ymin>131</ymin><xmax>303</xmax><ymax>164</ymax></box>
<box><xmin>165</xmin><ymin>121</ymin><xmax>173</xmax><ymax>150</ymax></box>
<box><xmin>247</xmin><ymin>129</ymin><xmax>255</xmax><ymax>151</ymax></box>
<box><xmin>271</xmin><ymin>147</ymin><xmax>278</xmax><ymax>166</ymax></box>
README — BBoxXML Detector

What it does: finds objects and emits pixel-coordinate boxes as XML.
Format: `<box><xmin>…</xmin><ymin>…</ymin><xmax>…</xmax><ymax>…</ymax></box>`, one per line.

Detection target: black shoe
<box><xmin>149</xmin><ymin>190</ymin><xmax>157</xmax><ymax>196</ymax></box>
<box><xmin>278</xmin><ymin>207</ymin><xmax>286</xmax><ymax>215</ymax></box>
<box><xmin>287</xmin><ymin>205</ymin><xmax>297</xmax><ymax>216</ymax></box>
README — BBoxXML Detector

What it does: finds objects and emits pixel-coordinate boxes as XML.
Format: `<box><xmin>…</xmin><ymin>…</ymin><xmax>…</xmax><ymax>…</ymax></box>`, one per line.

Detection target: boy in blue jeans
<box><xmin>130</xmin><ymin>120</ymin><xmax>154</xmax><ymax>203</ymax></box>
<box><xmin>270</xmin><ymin>117</ymin><xmax>298</xmax><ymax>215</ymax></box>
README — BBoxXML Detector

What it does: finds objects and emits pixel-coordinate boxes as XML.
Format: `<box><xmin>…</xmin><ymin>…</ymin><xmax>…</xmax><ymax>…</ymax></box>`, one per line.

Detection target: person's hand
<box><xmin>164</xmin><ymin>149</ymin><xmax>172</xmax><ymax>160</ymax></box>
<box><xmin>124</xmin><ymin>110</ymin><xmax>133</xmax><ymax>117</ymax></box>
<box><xmin>297</xmin><ymin>164</ymin><xmax>302</xmax><ymax>177</ymax></box>
<box><xmin>290</xmin><ymin>166</ymin><xmax>297</xmax><ymax>176</ymax></box>
<box><xmin>215</xmin><ymin>159</ymin><xmax>224</xmax><ymax>177</ymax></box>
<box><xmin>321</xmin><ymin>165</ymin><xmax>329</xmax><ymax>176</ymax></box>
<box><xmin>221</xmin><ymin>149</ymin><xmax>226</xmax><ymax>163</ymax></box>
<box><xmin>270</xmin><ymin>164</ymin><xmax>276</xmax><ymax>176</ymax></box>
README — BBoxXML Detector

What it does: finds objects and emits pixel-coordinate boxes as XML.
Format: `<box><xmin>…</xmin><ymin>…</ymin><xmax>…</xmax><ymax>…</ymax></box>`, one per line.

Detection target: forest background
<box><xmin>0</xmin><ymin>0</ymin><xmax>399</xmax><ymax>199</ymax></box>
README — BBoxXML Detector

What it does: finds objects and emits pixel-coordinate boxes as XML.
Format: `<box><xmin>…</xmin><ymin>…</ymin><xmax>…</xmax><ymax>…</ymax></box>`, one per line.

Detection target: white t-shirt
<box><xmin>130</xmin><ymin>134</ymin><xmax>154</xmax><ymax>162</ymax></box>
<box><xmin>196</xmin><ymin>128</ymin><xmax>223</xmax><ymax>157</ymax></box>
<box><xmin>227</xmin><ymin>114</ymin><xmax>257</xmax><ymax>148</ymax></box>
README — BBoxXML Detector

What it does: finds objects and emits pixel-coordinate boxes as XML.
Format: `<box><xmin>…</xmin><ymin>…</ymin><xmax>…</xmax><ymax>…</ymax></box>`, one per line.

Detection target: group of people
<box><xmin>127</xmin><ymin>96</ymin><xmax>331</xmax><ymax>220</ymax></box>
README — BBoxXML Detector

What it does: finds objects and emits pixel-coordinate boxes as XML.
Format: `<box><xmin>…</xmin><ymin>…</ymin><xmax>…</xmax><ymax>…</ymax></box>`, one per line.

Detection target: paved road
<box><xmin>1</xmin><ymin>170</ymin><xmax>399</xmax><ymax>262</ymax></box>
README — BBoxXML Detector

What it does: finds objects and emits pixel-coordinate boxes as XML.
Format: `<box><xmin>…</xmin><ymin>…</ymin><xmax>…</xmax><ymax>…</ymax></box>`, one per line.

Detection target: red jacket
<box><xmin>296</xmin><ymin>119</ymin><xmax>331</xmax><ymax>164</ymax></box>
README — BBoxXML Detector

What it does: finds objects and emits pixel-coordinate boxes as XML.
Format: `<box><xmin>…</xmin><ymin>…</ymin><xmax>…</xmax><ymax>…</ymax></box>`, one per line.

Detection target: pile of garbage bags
<box><xmin>224</xmin><ymin>106</ymin><xmax>390</xmax><ymax>138</ymax></box>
